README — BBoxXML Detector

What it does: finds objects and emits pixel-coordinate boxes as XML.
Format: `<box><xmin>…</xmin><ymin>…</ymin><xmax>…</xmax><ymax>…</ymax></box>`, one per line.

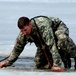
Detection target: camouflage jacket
<box><xmin>6</xmin><ymin>16</ymin><xmax>62</xmax><ymax>67</ymax></box>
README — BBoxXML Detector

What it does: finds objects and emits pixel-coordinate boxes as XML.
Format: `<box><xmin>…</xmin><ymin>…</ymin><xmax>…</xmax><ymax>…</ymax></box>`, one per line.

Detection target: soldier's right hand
<box><xmin>51</xmin><ymin>66</ymin><xmax>64</xmax><ymax>72</ymax></box>
<box><xmin>0</xmin><ymin>61</ymin><xmax>7</xmax><ymax>68</ymax></box>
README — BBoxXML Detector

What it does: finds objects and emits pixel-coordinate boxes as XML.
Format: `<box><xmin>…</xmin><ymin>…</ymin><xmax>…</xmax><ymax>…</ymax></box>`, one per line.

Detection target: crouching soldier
<box><xmin>0</xmin><ymin>15</ymin><xmax>76</xmax><ymax>71</ymax></box>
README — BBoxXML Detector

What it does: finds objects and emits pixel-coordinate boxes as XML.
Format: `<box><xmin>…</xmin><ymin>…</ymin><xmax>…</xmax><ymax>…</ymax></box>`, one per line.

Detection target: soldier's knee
<box><xmin>34</xmin><ymin>57</ymin><xmax>48</xmax><ymax>69</ymax></box>
<box><xmin>34</xmin><ymin>50</ymin><xmax>47</xmax><ymax>69</ymax></box>
<box><xmin>58</xmin><ymin>34</ymin><xmax>67</xmax><ymax>40</ymax></box>
<box><xmin>35</xmin><ymin>62</ymin><xmax>43</xmax><ymax>69</ymax></box>
<box><xmin>57</xmin><ymin>35</ymin><xmax>68</xmax><ymax>48</ymax></box>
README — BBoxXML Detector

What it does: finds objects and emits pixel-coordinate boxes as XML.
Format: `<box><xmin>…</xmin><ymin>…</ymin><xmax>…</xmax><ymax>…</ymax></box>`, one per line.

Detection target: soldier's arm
<box><xmin>5</xmin><ymin>32</ymin><xmax>26</xmax><ymax>66</ymax></box>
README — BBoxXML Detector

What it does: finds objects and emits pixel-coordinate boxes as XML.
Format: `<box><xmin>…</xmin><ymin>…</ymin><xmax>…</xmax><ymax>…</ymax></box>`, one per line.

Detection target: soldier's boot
<box><xmin>34</xmin><ymin>48</ymin><xmax>53</xmax><ymax>69</ymax></box>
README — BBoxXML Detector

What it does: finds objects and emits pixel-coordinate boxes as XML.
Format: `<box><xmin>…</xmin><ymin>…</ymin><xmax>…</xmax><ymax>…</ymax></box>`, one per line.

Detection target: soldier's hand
<box><xmin>0</xmin><ymin>61</ymin><xmax>7</xmax><ymax>68</ymax></box>
<box><xmin>51</xmin><ymin>66</ymin><xmax>64</xmax><ymax>72</ymax></box>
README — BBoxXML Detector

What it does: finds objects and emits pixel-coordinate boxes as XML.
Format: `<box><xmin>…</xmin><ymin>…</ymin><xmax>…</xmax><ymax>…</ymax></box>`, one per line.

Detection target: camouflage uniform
<box><xmin>5</xmin><ymin>16</ymin><xmax>76</xmax><ymax>69</ymax></box>
<box><xmin>50</xmin><ymin>17</ymin><xmax>76</xmax><ymax>57</ymax></box>
<box><xmin>49</xmin><ymin>17</ymin><xmax>76</xmax><ymax>68</ymax></box>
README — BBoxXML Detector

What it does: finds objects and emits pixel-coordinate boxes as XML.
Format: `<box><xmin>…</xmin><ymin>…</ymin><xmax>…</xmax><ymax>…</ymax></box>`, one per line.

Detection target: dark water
<box><xmin>0</xmin><ymin>1</ymin><xmax>76</xmax><ymax>74</ymax></box>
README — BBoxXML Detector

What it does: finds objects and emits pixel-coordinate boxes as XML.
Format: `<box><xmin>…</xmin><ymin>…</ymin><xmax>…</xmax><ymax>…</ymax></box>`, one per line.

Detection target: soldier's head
<box><xmin>18</xmin><ymin>16</ymin><xmax>32</xmax><ymax>36</ymax></box>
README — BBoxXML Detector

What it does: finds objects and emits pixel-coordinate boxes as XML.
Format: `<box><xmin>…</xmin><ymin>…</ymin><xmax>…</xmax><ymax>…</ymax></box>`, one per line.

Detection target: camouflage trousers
<box><xmin>34</xmin><ymin>48</ymin><xmax>53</xmax><ymax>69</ymax></box>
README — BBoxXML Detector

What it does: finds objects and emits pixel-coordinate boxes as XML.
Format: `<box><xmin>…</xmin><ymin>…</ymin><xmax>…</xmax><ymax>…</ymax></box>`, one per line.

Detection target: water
<box><xmin>0</xmin><ymin>0</ymin><xmax>76</xmax><ymax>55</ymax></box>
<box><xmin>0</xmin><ymin>1</ymin><xmax>76</xmax><ymax>74</ymax></box>
<box><xmin>0</xmin><ymin>1</ymin><xmax>76</xmax><ymax>45</ymax></box>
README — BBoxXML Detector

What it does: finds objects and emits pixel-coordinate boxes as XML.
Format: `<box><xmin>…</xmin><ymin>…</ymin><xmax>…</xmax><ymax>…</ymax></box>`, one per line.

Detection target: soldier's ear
<box><xmin>29</xmin><ymin>21</ymin><xmax>31</xmax><ymax>24</ymax></box>
<box><xmin>29</xmin><ymin>22</ymin><xmax>32</xmax><ymax>26</ymax></box>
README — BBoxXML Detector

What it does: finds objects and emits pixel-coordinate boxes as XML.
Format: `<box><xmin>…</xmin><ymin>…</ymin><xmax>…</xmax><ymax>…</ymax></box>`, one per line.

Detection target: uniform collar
<box><xmin>29</xmin><ymin>19</ymin><xmax>37</xmax><ymax>36</ymax></box>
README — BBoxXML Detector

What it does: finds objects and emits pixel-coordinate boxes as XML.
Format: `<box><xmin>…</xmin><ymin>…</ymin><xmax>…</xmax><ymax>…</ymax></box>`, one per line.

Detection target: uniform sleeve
<box><xmin>35</xmin><ymin>17</ymin><xmax>62</xmax><ymax>67</ymax></box>
<box><xmin>6</xmin><ymin>32</ymin><xmax>26</xmax><ymax>66</ymax></box>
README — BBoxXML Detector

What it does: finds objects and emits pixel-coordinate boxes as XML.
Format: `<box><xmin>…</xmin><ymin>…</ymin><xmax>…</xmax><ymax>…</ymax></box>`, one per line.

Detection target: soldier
<box><xmin>0</xmin><ymin>16</ymin><xmax>76</xmax><ymax>72</ymax></box>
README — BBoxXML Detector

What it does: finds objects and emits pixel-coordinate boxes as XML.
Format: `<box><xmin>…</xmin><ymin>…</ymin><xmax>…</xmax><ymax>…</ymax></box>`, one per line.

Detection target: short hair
<box><xmin>18</xmin><ymin>17</ymin><xmax>30</xmax><ymax>29</ymax></box>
